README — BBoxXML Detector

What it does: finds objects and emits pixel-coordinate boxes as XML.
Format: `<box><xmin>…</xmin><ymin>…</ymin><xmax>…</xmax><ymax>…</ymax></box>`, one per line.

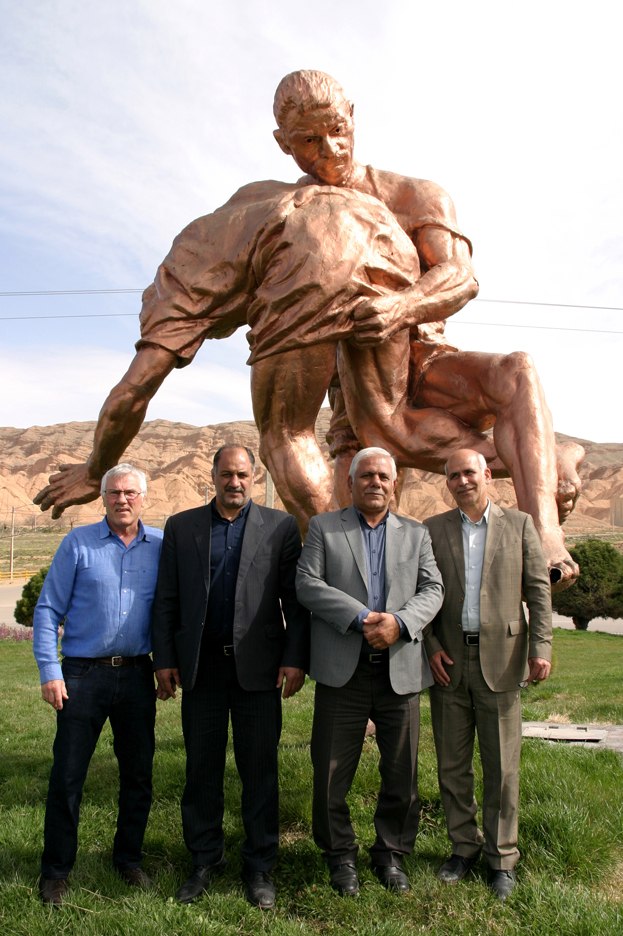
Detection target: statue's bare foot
<box><xmin>33</xmin><ymin>463</ymin><xmax>102</xmax><ymax>519</ymax></box>
<box><xmin>538</xmin><ymin>528</ymin><xmax>580</xmax><ymax>591</ymax></box>
<box><xmin>555</xmin><ymin>441</ymin><xmax>585</xmax><ymax>525</ymax></box>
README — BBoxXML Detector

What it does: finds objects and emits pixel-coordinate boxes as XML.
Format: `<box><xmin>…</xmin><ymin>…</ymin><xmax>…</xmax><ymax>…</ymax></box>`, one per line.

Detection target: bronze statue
<box><xmin>34</xmin><ymin>70</ymin><xmax>582</xmax><ymax>584</ymax></box>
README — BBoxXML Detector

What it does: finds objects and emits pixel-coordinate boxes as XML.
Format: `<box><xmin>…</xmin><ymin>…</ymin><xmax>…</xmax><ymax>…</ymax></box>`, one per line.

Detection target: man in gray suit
<box><xmin>424</xmin><ymin>448</ymin><xmax>552</xmax><ymax>900</ymax></box>
<box><xmin>152</xmin><ymin>444</ymin><xmax>309</xmax><ymax>909</ymax></box>
<box><xmin>296</xmin><ymin>447</ymin><xmax>444</xmax><ymax>896</ymax></box>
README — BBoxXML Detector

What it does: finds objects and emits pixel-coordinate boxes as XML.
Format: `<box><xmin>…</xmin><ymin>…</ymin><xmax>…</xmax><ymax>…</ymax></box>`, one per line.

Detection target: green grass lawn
<box><xmin>0</xmin><ymin>629</ymin><xmax>621</xmax><ymax>935</ymax></box>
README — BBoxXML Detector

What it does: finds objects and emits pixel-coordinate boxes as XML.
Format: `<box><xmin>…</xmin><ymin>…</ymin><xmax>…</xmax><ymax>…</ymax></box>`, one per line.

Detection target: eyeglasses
<box><xmin>104</xmin><ymin>489</ymin><xmax>143</xmax><ymax>501</ymax></box>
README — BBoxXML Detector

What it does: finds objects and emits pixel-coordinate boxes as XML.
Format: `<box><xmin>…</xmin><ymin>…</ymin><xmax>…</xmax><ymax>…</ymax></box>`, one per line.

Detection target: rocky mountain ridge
<box><xmin>1</xmin><ymin>412</ymin><xmax>621</xmax><ymax>533</ymax></box>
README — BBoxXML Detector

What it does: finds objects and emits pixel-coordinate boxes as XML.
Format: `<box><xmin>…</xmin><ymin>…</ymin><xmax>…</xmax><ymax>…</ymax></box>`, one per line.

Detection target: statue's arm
<box><xmin>34</xmin><ymin>344</ymin><xmax>178</xmax><ymax>518</ymax></box>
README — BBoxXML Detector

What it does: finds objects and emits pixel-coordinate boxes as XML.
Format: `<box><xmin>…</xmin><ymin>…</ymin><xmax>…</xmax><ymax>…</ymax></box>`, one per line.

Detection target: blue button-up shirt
<box><xmin>33</xmin><ymin>518</ymin><xmax>163</xmax><ymax>684</ymax></box>
<box><xmin>460</xmin><ymin>500</ymin><xmax>490</xmax><ymax>632</ymax></box>
<box><xmin>351</xmin><ymin>508</ymin><xmax>406</xmax><ymax>651</ymax></box>
<box><xmin>205</xmin><ymin>498</ymin><xmax>251</xmax><ymax>644</ymax></box>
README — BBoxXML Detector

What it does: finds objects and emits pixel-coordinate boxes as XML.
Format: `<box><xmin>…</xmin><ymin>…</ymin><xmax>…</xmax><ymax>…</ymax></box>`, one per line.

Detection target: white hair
<box><xmin>444</xmin><ymin>451</ymin><xmax>488</xmax><ymax>477</ymax></box>
<box><xmin>349</xmin><ymin>447</ymin><xmax>397</xmax><ymax>482</ymax></box>
<box><xmin>100</xmin><ymin>463</ymin><xmax>147</xmax><ymax>496</ymax></box>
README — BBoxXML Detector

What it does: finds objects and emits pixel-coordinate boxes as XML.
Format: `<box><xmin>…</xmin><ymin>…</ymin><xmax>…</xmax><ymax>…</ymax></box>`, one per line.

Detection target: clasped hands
<box><xmin>362</xmin><ymin>611</ymin><xmax>401</xmax><ymax>649</ymax></box>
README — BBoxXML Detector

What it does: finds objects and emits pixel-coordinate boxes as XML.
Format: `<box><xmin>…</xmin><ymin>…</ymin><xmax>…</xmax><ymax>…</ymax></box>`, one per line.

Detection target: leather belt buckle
<box><xmin>111</xmin><ymin>656</ymin><xmax>124</xmax><ymax>667</ymax></box>
<box><xmin>463</xmin><ymin>633</ymin><xmax>479</xmax><ymax>646</ymax></box>
<box><xmin>223</xmin><ymin>645</ymin><xmax>234</xmax><ymax>658</ymax></box>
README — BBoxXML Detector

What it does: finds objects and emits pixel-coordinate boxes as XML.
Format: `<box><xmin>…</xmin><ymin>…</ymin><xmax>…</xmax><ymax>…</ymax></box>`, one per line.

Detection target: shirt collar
<box><xmin>354</xmin><ymin>506</ymin><xmax>390</xmax><ymax>530</ymax></box>
<box><xmin>459</xmin><ymin>499</ymin><xmax>490</xmax><ymax>527</ymax></box>
<box><xmin>100</xmin><ymin>517</ymin><xmax>148</xmax><ymax>540</ymax></box>
<box><xmin>210</xmin><ymin>497</ymin><xmax>252</xmax><ymax>523</ymax></box>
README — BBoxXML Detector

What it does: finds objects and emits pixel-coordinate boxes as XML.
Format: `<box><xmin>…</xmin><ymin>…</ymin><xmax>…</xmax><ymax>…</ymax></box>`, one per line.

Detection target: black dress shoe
<box><xmin>488</xmin><ymin>868</ymin><xmax>516</xmax><ymax>900</ymax></box>
<box><xmin>437</xmin><ymin>853</ymin><xmax>479</xmax><ymax>884</ymax></box>
<box><xmin>176</xmin><ymin>856</ymin><xmax>227</xmax><ymax>903</ymax></box>
<box><xmin>118</xmin><ymin>867</ymin><xmax>154</xmax><ymax>889</ymax></box>
<box><xmin>241</xmin><ymin>870</ymin><xmax>276</xmax><ymax>908</ymax></box>
<box><xmin>329</xmin><ymin>862</ymin><xmax>360</xmax><ymax>896</ymax></box>
<box><xmin>373</xmin><ymin>865</ymin><xmax>410</xmax><ymax>892</ymax></box>
<box><xmin>40</xmin><ymin>877</ymin><xmax>68</xmax><ymax>906</ymax></box>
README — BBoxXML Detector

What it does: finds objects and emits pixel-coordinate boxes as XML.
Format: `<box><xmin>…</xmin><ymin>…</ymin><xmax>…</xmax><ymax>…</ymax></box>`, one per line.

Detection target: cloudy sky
<box><xmin>1</xmin><ymin>0</ymin><xmax>621</xmax><ymax>441</ymax></box>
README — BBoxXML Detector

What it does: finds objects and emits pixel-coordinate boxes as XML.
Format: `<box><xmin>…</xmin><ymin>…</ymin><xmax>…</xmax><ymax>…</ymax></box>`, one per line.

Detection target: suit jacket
<box><xmin>295</xmin><ymin>505</ymin><xmax>444</xmax><ymax>695</ymax></box>
<box><xmin>423</xmin><ymin>503</ymin><xmax>552</xmax><ymax>693</ymax></box>
<box><xmin>152</xmin><ymin>501</ymin><xmax>310</xmax><ymax>692</ymax></box>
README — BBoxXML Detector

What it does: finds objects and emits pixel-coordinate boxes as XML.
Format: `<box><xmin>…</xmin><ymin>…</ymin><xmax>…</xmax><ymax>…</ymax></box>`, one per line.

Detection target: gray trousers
<box><xmin>311</xmin><ymin>657</ymin><xmax>422</xmax><ymax>868</ymax></box>
<box><xmin>429</xmin><ymin>643</ymin><xmax>522</xmax><ymax>870</ymax></box>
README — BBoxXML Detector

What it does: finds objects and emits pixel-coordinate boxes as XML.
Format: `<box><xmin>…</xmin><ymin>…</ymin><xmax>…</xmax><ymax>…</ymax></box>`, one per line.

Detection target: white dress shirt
<box><xmin>460</xmin><ymin>500</ymin><xmax>491</xmax><ymax>632</ymax></box>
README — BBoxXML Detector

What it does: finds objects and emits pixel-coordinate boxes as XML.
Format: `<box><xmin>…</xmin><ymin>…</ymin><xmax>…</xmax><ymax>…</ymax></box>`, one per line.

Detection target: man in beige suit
<box><xmin>423</xmin><ymin>449</ymin><xmax>552</xmax><ymax>900</ymax></box>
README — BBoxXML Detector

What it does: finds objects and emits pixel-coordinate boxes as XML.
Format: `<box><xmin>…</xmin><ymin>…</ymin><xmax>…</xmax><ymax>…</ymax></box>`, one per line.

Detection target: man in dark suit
<box><xmin>424</xmin><ymin>449</ymin><xmax>552</xmax><ymax>900</ymax></box>
<box><xmin>152</xmin><ymin>444</ymin><xmax>309</xmax><ymax>909</ymax></box>
<box><xmin>296</xmin><ymin>447</ymin><xmax>444</xmax><ymax>896</ymax></box>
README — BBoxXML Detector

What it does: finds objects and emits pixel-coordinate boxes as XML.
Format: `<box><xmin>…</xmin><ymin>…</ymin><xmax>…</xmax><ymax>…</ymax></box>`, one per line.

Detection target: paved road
<box><xmin>0</xmin><ymin>584</ymin><xmax>25</xmax><ymax>626</ymax></box>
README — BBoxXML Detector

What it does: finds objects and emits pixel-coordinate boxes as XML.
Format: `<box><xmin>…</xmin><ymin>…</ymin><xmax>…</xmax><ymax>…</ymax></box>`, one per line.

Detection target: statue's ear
<box><xmin>349</xmin><ymin>101</ymin><xmax>355</xmax><ymax>118</ymax></box>
<box><xmin>273</xmin><ymin>129</ymin><xmax>292</xmax><ymax>155</ymax></box>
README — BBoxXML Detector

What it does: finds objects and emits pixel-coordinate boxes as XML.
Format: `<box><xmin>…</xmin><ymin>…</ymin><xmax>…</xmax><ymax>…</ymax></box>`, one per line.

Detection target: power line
<box><xmin>449</xmin><ymin>322</ymin><xmax>623</xmax><ymax>336</ymax></box>
<box><xmin>0</xmin><ymin>313</ymin><xmax>135</xmax><ymax>321</ymax></box>
<box><xmin>0</xmin><ymin>288</ymin><xmax>621</xmax><ymax>312</ymax></box>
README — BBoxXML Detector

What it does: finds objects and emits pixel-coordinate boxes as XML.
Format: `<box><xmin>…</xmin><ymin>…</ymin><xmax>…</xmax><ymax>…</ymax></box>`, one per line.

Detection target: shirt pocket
<box><xmin>136</xmin><ymin>566</ymin><xmax>159</xmax><ymax>602</ymax></box>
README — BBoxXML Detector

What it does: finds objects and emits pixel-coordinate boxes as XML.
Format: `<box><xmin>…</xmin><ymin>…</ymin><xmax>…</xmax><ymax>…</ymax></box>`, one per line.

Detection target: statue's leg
<box><xmin>414</xmin><ymin>349</ymin><xmax>579</xmax><ymax>582</ymax></box>
<box><xmin>337</xmin><ymin>336</ymin><xmax>501</xmax><ymax>471</ymax></box>
<box><xmin>34</xmin><ymin>345</ymin><xmax>177</xmax><ymax>518</ymax></box>
<box><xmin>251</xmin><ymin>343</ymin><xmax>339</xmax><ymax>536</ymax></box>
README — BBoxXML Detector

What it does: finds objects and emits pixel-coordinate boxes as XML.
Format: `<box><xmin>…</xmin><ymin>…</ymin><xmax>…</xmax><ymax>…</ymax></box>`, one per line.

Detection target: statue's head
<box><xmin>273</xmin><ymin>70</ymin><xmax>355</xmax><ymax>187</ymax></box>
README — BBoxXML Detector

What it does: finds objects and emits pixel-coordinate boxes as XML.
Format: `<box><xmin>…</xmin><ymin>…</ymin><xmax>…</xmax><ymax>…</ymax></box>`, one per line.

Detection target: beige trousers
<box><xmin>429</xmin><ymin>643</ymin><xmax>522</xmax><ymax>870</ymax></box>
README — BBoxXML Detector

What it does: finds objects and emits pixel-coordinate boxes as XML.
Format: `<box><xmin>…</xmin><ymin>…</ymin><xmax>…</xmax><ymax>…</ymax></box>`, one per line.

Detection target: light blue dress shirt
<box><xmin>460</xmin><ymin>500</ymin><xmax>491</xmax><ymax>632</ymax></box>
<box><xmin>351</xmin><ymin>508</ymin><xmax>406</xmax><ymax>647</ymax></box>
<box><xmin>33</xmin><ymin>518</ymin><xmax>163</xmax><ymax>684</ymax></box>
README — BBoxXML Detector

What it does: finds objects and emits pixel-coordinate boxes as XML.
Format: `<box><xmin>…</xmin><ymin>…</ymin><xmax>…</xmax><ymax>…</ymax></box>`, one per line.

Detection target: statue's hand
<box><xmin>33</xmin><ymin>463</ymin><xmax>102</xmax><ymax>519</ymax></box>
<box><xmin>350</xmin><ymin>293</ymin><xmax>410</xmax><ymax>345</ymax></box>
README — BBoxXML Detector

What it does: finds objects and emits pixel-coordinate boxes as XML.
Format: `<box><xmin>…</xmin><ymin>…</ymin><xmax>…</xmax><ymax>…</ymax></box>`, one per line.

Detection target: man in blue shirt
<box><xmin>33</xmin><ymin>463</ymin><xmax>163</xmax><ymax>905</ymax></box>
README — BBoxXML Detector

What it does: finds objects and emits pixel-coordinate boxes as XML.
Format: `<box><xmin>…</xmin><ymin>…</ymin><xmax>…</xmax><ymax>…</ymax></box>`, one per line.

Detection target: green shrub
<box><xmin>14</xmin><ymin>566</ymin><xmax>49</xmax><ymax>627</ymax></box>
<box><xmin>552</xmin><ymin>539</ymin><xmax>623</xmax><ymax>629</ymax></box>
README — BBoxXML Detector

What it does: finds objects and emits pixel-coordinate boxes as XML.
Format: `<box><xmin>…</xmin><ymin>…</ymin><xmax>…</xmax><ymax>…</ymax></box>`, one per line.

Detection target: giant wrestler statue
<box><xmin>34</xmin><ymin>70</ymin><xmax>582</xmax><ymax>583</ymax></box>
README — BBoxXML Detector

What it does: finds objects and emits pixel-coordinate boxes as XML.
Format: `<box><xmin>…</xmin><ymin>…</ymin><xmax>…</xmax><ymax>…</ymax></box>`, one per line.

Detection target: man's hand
<box><xmin>429</xmin><ymin>649</ymin><xmax>454</xmax><ymax>686</ymax></box>
<box><xmin>277</xmin><ymin>667</ymin><xmax>305</xmax><ymax>699</ymax></box>
<box><xmin>155</xmin><ymin>668</ymin><xmax>181</xmax><ymax>700</ymax></box>
<box><xmin>351</xmin><ymin>293</ymin><xmax>412</xmax><ymax>346</ymax></box>
<box><xmin>362</xmin><ymin>612</ymin><xmax>400</xmax><ymax>649</ymax></box>
<box><xmin>41</xmin><ymin>679</ymin><xmax>69</xmax><ymax>710</ymax></box>
<box><xmin>527</xmin><ymin>657</ymin><xmax>551</xmax><ymax>683</ymax></box>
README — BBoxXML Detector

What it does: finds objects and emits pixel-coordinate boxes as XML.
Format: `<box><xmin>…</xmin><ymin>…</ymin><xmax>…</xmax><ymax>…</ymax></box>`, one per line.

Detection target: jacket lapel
<box><xmin>384</xmin><ymin>511</ymin><xmax>404</xmax><ymax>605</ymax></box>
<box><xmin>193</xmin><ymin>505</ymin><xmax>213</xmax><ymax>591</ymax></box>
<box><xmin>444</xmin><ymin>509</ymin><xmax>466</xmax><ymax>594</ymax></box>
<box><xmin>235</xmin><ymin>501</ymin><xmax>264</xmax><ymax>591</ymax></box>
<box><xmin>341</xmin><ymin>505</ymin><xmax>368</xmax><ymax>590</ymax></box>
<box><xmin>481</xmin><ymin>502</ymin><xmax>506</xmax><ymax>582</ymax></box>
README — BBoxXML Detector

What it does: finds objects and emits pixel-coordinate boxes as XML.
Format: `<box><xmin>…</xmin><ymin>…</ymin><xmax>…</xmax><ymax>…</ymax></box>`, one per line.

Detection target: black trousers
<box><xmin>311</xmin><ymin>657</ymin><xmax>421</xmax><ymax>868</ymax></box>
<box><xmin>42</xmin><ymin>657</ymin><xmax>156</xmax><ymax>879</ymax></box>
<box><xmin>180</xmin><ymin>649</ymin><xmax>282</xmax><ymax>872</ymax></box>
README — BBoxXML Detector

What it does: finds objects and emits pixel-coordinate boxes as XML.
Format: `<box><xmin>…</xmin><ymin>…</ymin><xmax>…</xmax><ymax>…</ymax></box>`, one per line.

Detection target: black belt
<box><xmin>463</xmin><ymin>632</ymin><xmax>480</xmax><ymax>646</ymax></box>
<box><xmin>63</xmin><ymin>655</ymin><xmax>151</xmax><ymax>667</ymax></box>
<box><xmin>360</xmin><ymin>651</ymin><xmax>388</xmax><ymax>665</ymax></box>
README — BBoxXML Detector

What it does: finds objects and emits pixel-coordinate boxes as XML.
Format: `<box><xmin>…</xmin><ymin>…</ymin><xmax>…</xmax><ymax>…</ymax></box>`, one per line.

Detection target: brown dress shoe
<box><xmin>40</xmin><ymin>877</ymin><xmax>69</xmax><ymax>905</ymax></box>
<box><xmin>118</xmin><ymin>867</ymin><xmax>154</xmax><ymax>889</ymax></box>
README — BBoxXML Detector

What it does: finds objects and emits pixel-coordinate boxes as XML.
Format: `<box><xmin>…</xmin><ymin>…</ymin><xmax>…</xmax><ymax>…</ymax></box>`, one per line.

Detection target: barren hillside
<box><xmin>0</xmin><ymin>412</ymin><xmax>621</xmax><ymax>534</ymax></box>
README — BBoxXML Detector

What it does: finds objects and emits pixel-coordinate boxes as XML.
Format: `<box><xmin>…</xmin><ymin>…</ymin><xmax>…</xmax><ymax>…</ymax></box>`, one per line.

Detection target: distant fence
<box><xmin>0</xmin><ymin>570</ymin><xmax>36</xmax><ymax>583</ymax></box>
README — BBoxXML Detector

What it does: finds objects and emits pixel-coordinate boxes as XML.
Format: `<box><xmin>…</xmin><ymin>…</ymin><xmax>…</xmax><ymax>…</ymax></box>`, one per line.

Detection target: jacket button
<box><xmin>458</xmin><ymin>598</ymin><xmax>464</xmax><ymax>603</ymax></box>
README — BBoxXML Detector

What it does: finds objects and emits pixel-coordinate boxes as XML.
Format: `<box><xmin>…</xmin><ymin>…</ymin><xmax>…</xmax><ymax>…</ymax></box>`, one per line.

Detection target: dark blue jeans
<box><xmin>41</xmin><ymin>657</ymin><xmax>156</xmax><ymax>879</ymax></box>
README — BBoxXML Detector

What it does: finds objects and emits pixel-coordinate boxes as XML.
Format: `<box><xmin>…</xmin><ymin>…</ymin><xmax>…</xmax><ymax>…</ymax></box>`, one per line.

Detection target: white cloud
<box><xmin>0</xmin><ymin>344</ymin><xmax>253</xmax><ymax>429</ymax></box>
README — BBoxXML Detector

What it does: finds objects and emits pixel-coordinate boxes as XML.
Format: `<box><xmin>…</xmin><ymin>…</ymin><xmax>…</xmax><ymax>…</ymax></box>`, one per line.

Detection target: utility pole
<box><xmin>9</xmin><ymin>506</ymin><xmax>15</xmax><ymax>582</ymax></box>
<box><xmin>265</xmin><ymin>471</ymin><xmax>274</xmax><ymax>509</ymax></box>
<box><xmin>205</xmin><ymin>486</ymin><xmax>209</xmax><ymax>506</ymax></box>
